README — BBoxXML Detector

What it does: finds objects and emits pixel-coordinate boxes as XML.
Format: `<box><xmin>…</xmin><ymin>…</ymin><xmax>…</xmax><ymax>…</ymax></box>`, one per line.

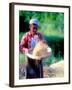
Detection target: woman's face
<box><xmin>30</xmin><ymin>24</ymin><xmax>38</xmax><ymax>35</ymax></box>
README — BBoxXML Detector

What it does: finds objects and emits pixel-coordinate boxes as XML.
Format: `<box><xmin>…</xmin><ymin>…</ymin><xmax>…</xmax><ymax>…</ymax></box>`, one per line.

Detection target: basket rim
<box><xmin>26</xmin><ymin>47</ymin><xmax>52</xmax><ymax>60</ymax></box>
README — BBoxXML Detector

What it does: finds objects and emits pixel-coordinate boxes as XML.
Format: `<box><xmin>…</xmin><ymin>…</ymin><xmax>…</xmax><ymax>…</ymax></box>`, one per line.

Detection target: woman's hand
<box><xmin>22</xmin><ymin>48</ymin><xmax>28</xmax><ymax>53</ymax></box>
<box><xmin>25</xmin><ymin>49</ymin><xmax>28</xmax><ymax>53</ymax></box>
<box><xmin>29</xmin><ymin>48</ymin><xmax>34</xmax><ymax>51</ymax></box>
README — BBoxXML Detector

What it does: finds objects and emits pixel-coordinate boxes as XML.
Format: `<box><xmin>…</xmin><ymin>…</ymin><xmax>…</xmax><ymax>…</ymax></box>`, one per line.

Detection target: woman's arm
<box><xmin>38</xmin><ymin>32</ymin><xmax>44</xmax><ymax>40</ymax></box>
<box><xmin>19</xmin><ymin>33</ymin><xmax>28</xmax><ymax>53</ymax></box>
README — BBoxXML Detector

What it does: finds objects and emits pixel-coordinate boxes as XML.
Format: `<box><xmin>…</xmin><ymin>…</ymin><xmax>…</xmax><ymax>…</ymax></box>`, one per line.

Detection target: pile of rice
<box><xmin>48</xmin><ymin>60</ymin><xmax>64</xmax><ymax>77</ymax></box>
<box><xmin>33</xmin><ymin>41</ymin><xmax>48</xmax><ymax>57</ymax></box>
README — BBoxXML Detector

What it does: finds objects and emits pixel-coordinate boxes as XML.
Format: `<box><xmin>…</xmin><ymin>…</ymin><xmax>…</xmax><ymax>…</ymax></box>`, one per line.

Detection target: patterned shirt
<box><xmin>19</xmin><ymin>31</ymin><xmax>43</xmax><ymax>52</ymax></box>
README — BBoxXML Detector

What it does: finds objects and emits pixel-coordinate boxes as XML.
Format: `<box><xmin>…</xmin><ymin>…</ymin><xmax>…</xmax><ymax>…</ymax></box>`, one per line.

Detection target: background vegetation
<box><xmin>19</xmin><ymin>11</ymin><xmax>64</xmax><ymax>65</ymax></box>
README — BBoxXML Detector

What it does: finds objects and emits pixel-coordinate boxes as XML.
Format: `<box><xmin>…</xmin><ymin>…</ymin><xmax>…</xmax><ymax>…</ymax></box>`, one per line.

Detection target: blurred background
<box><xmin>19</xmin><ymin>11</ymin><xmax>64</xmax><ymax>66</ymax></box>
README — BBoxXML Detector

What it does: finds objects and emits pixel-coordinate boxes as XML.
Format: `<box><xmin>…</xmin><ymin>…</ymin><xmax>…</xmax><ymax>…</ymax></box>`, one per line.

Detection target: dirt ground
<box><xmin>19</xmin><ymin>61</ymin><xmax>64</xmax><ymax>79</ymax></box>
<box><xmin>19</xmin><ymin>64</ymin><xmax>49</xmax><ymax>79</ymax></box>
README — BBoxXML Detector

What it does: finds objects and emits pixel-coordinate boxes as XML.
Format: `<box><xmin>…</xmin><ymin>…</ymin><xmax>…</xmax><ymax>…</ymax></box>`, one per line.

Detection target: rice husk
<box><xmin>33</xmin><ymin>41</ymin><xmax>48</xmax><ymax>57</ymax></box>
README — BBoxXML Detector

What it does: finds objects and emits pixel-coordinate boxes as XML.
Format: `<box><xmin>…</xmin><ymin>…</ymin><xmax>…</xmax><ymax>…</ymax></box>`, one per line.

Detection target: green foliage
<box><xmin>19</xmin><ymin>32</ymin><xmax>24</xmax><ymax>43</ymax></box>
<box><xmin>19</xmin><ymin>52</ymin><xmax>25</xmax><ymax>64</ymax></box>
<box><xmin>19</xmin><ymin>11</ymin><xmax>64</xmax><ymax>33</ymax></box>
<box><xmin>43</xmin><ymin>55</ymin><xmax>63</xmax><ymax>66</ymax></box>
<box><xmin>43</xmin><ymin>55</ymin><xmax>56</xmax><ymax>66</ymax></box>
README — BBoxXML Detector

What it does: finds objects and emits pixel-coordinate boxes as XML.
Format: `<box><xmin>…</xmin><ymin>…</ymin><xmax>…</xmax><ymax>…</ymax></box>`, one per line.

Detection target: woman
<box><xmin>19</xmin><ymin>19</ymin><xmax>44</xmax><ymax>78</ymax></box>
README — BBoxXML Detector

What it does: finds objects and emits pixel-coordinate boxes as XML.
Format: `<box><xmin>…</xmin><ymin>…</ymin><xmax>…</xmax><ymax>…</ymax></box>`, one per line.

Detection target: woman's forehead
<box><xmin>30</xmin><ymin>24</ymin><xmax>38</xmax><ymax>28</ymax></box>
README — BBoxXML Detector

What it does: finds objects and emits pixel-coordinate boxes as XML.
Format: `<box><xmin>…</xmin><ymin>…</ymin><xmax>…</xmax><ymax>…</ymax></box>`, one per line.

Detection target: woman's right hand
<box><xmin>25</xmin><ymin>49</ymin><xmax>28</xmax><ymax>53</ymax></box>
<box><xmin>22</xmin><ymin>48</ymin><xmax>28</xmax><ymax>53</ymax></box>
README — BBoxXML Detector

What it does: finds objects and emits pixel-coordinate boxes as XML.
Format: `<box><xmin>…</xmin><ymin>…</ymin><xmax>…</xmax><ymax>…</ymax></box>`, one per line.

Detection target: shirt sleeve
<box><xmin>38</xmin><ymin>32</ymin><xmax>44</xmax><ymax>40</ymax></box>
<box><xmin>19</xmin><ymin>33</ymin><xmax>28</xmax><ymax>52</ymax></box>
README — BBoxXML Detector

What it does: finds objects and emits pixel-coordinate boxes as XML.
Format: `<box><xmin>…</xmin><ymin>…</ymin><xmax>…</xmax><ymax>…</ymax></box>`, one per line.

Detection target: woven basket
<box><xmin>26</xmin><ymin>47</ymin><xmax>52</xmax><ymax>60</ymax></box>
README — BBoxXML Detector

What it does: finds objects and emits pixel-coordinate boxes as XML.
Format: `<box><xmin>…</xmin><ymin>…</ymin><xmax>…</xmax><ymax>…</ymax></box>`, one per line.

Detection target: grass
<box><xmin>19</xmin><ymin>53</ymin><xmax>25</xmax><ymax>64</ymax></box>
